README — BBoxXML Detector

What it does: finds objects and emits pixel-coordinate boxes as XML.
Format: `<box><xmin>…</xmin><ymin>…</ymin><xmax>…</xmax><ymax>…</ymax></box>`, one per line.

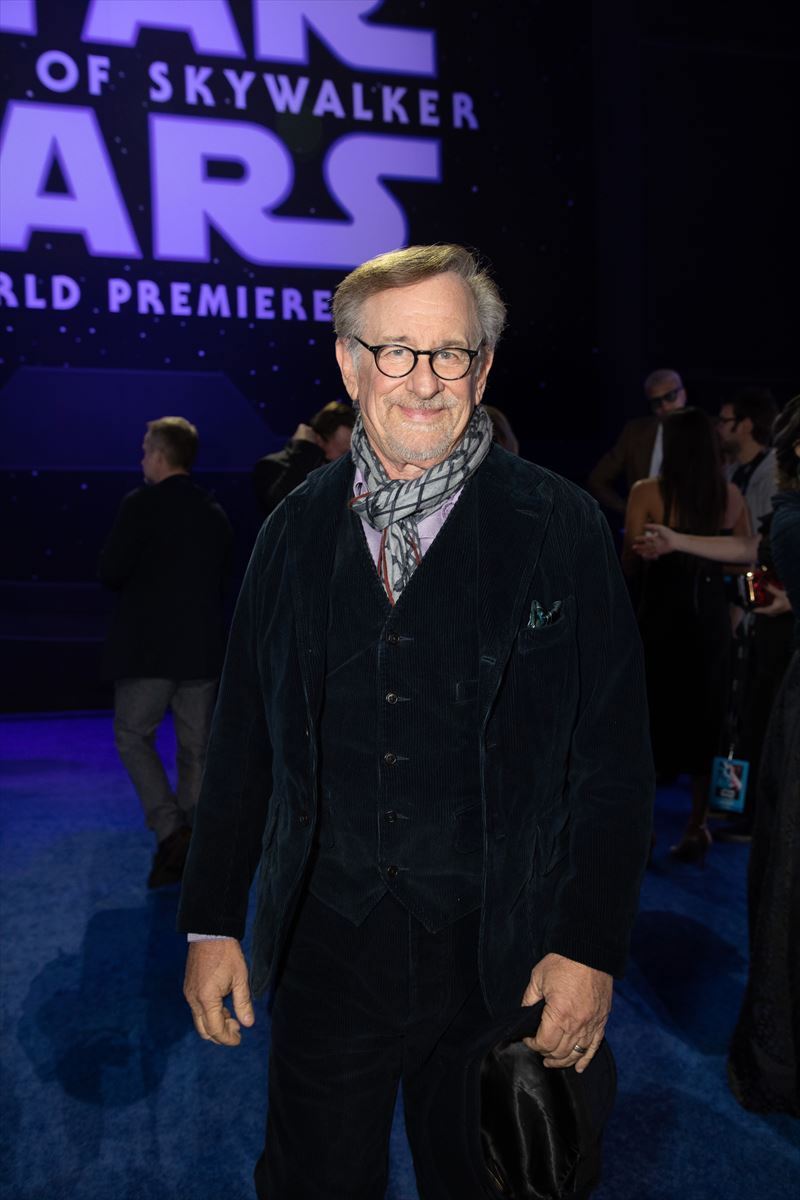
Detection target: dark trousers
<box><xmin>113</xmin><ymin>677</ymin><xmax>216</xmax><ymax>843</ymax></box>
<box><xmin>255</xmin><ymin>891</ymin><xmax>488</xmax><ymax>1200</ymax></box>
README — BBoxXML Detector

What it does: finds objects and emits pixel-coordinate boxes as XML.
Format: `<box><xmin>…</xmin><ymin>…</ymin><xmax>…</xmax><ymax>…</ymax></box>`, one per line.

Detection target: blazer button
<box><xmin>384</xmin><ymin>810</ymin><xmax>397</xmax><ymax>823</ymax></box>
<box><xmin>383</xmin><ymin>751</ymin><xmax>397</xmax><ymax>765</ymax></box>
<box><xmin>386</xmin><ymin>864</ymin><xmax>399</xmax><ymax>879</ymax></box>
<box><xmin>385</xmin><ymin>692</ymin><xmax>398</xmax><ymax>704</ymax></box>
<box><xmin>387</xmin><ymin>632</ymin><xmax>400</xmax><ymax>645</ymax></box>
<box><xmin>298</xmin><ymin>813</ymin><xmax>310</xmax><ymax>826</ymax></box>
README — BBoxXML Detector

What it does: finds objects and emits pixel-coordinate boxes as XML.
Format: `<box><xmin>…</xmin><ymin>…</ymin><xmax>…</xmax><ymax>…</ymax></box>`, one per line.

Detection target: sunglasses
<box><xmin>650</xmin><ymin>388</ymin><xmax>682</xmax><ymax>408</ymax></box>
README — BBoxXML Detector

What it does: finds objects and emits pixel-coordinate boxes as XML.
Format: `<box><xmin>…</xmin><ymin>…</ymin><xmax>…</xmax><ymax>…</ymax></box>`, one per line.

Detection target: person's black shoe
<box><xmin>669</xmin><ymin>823</ymin><xmax>712</xmax><ymax>866</ymax></box>
<box><xmin>147</xmin><ymin>826</ymin><xmax>192</xmax><ymax>889</ymax></box>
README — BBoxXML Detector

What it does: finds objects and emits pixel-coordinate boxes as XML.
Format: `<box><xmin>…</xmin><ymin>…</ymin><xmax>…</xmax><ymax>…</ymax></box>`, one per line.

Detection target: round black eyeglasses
<box><xmin>353</xmin><ymin>336</ymin><xmax>481</xmax><ymax>380</ymax></box>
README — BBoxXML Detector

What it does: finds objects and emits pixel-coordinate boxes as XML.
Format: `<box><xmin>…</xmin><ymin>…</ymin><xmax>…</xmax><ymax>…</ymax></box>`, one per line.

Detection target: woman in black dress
<box><xmin>622</xmin><ymin>408</ymin><xmax>750</xmax><ymax>862</ymax></box>
<box><xmin>635</xmin><ymin>396</ymin><xmax>800</xmax><ymax>1115</ymax></box>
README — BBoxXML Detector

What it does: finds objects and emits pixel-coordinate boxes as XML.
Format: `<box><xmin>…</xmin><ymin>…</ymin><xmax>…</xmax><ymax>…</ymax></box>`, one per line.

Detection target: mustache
<box><xmin>389</xmin><ymin>394</ymin><xmax>457</xmax><ymax>412</ymax></box>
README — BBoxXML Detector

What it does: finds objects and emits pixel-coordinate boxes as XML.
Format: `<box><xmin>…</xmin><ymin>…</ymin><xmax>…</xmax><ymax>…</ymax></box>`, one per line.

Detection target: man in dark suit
<box><xmin>587</xmin><ymin>368</ymin><xmax>687</xmax><ymax>516</ymax></box>
<box><xmin>99</xmin><ymin>417</ymin><xmax>232</xmax><ymax>888</ymax></box>
<box><xmin>179</xmin><ymin>246</ymin><xmax>653</xmax><ymax>1198</ymax></box>
<box><xmin>252</xmin><ymin>401</ymin><xmax>355</xmax><ymax>517</ymax></box>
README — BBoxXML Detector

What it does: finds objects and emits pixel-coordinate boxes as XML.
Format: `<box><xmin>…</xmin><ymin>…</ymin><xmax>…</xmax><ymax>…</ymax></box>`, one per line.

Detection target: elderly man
<box><xmin>179</xmin><ymin>245</ymin><xmax>653</xmax><ymax>1198</ymax></box>
<box><xmin>588</xmin><ymin>368</ymin><xmax>687</xmax><ymax>517</ymax></box>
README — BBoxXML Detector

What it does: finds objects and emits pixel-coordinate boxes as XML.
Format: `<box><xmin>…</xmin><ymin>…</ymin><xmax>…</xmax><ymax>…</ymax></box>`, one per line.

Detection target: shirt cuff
<box><xmin>187</xmin><ymin>933</ymin><xmax>235</xmax><ymax>942</ymax></box>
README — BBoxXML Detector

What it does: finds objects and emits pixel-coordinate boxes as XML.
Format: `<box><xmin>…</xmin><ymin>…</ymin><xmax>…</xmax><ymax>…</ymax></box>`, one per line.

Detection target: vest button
<box><xmin>384</xmin><ymin>810</ymin><xmax>397</xmax><ymax>823</ymax></box>
<box><xmin>298</xmin><ymin>813</ymin><xmax>310</xmax><ymax>827</ymax></box>
<box><xmin>385</xmin><ymin>692</ymin><xmax>398</xmax><ymax>705</ymax></box>
<box><xmin>387</xmin><ymin>632</ymin><xmax>400</xmax><ymax>645</ymax></box>
<box><xmin>383</xmin><ymin>751</ymin><xmax>397</xmax><ymax>765</ymax></box>
<box><xmin>386</xmin><ymin>864</ymin><xmax>399</xmax><ymax>879</ymax></box>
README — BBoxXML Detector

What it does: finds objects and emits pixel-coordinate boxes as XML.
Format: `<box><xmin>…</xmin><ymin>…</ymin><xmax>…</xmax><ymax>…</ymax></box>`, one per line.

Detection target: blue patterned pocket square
<box><xmin>527</xmin><ymin>599</ymin><xmax>563</xmax><ymax>630</ymax></box>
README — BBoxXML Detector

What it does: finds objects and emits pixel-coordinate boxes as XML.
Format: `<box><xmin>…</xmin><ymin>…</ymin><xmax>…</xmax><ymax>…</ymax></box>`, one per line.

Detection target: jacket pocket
<box><xmin>516</xmin><ymin>594</ymin><xmax>575</xmax><ymax>655</ymax></box>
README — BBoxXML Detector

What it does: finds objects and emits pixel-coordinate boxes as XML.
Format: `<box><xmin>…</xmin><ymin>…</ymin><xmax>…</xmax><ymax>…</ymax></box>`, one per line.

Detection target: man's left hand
<box><xmin>521</xmin><ymin>953</ymin><xmax>613</xmax><ymax>1074</ymax></box>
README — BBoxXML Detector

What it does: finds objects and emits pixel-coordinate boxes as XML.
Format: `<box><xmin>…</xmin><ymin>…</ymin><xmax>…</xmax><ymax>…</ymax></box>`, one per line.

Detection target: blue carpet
<box><xmin>1</xmin><ymin>713</ymin><xmax>798</xmax><ymax>1199</ymax></box>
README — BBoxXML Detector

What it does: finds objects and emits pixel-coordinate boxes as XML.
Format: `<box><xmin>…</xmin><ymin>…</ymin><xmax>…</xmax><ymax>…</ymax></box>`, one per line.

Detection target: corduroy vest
<box><xmin>307</xmin><ymin>481</ymin><xmax>483</xmax><ymax>931</ymax></box>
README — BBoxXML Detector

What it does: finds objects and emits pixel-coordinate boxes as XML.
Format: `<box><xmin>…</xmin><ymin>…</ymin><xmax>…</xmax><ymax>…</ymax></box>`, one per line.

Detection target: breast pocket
<box><xmin>516</xmin><ymin>594</ymin><xmax>575</xmax><ymax>655</ymax></box>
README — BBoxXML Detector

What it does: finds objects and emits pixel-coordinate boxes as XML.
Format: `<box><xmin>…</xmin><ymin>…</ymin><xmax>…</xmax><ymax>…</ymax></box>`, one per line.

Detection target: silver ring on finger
<box><xmin>573</xmin><ymin>1043</ymin><xmax>588</xmax><ymax>1054</ymax></box>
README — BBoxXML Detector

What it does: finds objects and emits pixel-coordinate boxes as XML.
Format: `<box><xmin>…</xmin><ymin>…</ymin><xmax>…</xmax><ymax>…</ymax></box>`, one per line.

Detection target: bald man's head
<box><xmin>644</xmin><ymin>368</ymin><xmax>686</xmax><ymax>416</ymax></box>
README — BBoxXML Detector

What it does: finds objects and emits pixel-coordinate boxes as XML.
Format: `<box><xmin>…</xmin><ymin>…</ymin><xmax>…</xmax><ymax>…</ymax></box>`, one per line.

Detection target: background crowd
<box><xmin>97</xmin><ymin>373</ymin><xmax>800</xmax><ymax>1123</ymax></box>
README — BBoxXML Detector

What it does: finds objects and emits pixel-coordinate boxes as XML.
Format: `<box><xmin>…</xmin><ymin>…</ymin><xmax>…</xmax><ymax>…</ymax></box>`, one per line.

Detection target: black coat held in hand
<box><xmin>178</xmin><ymin>446</ymin><xmax>654</xmax><ymax>1014</ymax></box>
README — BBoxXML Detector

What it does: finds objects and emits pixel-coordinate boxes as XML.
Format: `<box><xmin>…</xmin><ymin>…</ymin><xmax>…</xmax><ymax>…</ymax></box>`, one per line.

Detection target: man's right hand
<box><xmin>184</xmin><ymin>939</ymin><xmax>255</xmax><ymax>1047</ymax></box>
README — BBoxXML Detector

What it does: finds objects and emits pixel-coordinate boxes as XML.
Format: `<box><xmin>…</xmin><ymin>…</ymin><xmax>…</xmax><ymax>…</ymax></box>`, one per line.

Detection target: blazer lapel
<box><xmin>286</xmin><ymin>456</ymin><xmax>352</xmax><ymax>725</ymax></box>
<box><xmin>474</xmin><ymin>451</ymin><xmax>554</xmax><ymax>723</ymax></box>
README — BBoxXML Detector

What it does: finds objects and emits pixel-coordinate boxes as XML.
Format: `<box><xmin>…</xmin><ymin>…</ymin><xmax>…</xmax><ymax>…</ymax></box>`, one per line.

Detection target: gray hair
<box><xmin>146</xmin><ymin>416</ymin><xmax>199</xmax><ymax>470</ymax></box>
<box><xmin>332</xmin><ymin>244</ymin><xmax>507</xmax><ymax>351</ymax></box>
<box><xmin>644</xmin><ymin>368</ymin><xmax>684</xmax><ymax>396</ymax></box>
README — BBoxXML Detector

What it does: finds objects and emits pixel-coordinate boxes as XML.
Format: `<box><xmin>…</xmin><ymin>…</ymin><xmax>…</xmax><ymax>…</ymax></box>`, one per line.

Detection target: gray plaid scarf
<box><xmin>350</xmin><ymin>404</ymin><xmax>493</xmax><ymax>603</ymax></box>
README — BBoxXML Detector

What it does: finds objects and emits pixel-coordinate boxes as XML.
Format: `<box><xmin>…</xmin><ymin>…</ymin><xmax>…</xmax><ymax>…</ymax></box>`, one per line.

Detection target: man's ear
<box><xmin>474</xmin><ymin>348</ymin><xmax>494</xmax><ymax>404</ymax></box>
<box><xmin>335</xmin><ymin>338</ymin><xmax>359</xmax><ymax>403</ymax></box>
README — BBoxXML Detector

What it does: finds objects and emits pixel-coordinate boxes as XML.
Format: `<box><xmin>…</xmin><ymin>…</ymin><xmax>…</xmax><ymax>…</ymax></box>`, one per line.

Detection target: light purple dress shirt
<box><xmin>352</xmin><ymin>469</ymin><xmax>462</xmax><ymax>566</ymax></box>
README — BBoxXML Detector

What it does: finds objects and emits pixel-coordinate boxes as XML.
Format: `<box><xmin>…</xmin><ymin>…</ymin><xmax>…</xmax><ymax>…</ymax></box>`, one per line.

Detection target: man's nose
<box><xmin>406</xmin><ymin>353</ymin><xmax>442</xmax><ymax>391</ymax></box>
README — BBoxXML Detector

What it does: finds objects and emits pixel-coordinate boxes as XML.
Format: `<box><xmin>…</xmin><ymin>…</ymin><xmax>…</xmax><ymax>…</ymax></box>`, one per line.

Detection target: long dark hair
<box><xmin>660</xmin><ymin>407</ymin><xmax>728</xmax><ymax>534</ymax></box>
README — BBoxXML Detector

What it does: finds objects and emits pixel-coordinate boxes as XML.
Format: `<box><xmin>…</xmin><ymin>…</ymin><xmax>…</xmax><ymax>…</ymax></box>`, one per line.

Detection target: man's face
<box><xmin>716</xmin><ymin>404</ymin><xmax>743</xmax><ymax>455</ymax></box>
<box><xmin>319</xmin><ymin>423</ymin><xmax>352</xmax><ymax>462</ymax></box>
<box><xmin>141</xmin><ymin>434</ymin><xmax>165</xmax><ymax>484</ymax></box>
<box><xmin>335</xmin><ymin>273</ymin><xmax>493</xmax><ymax>478</ymax></box>
<box><xmin>648</xmin><ymin>383</ymin><xmax>686</xmax><ymax>418</ymax></box>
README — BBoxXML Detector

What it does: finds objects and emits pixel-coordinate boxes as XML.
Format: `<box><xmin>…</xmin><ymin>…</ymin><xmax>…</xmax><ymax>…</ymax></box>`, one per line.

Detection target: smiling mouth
<box><xmin>396</xmin><ymin>405</ymin><xmax>446</xmax><ymax>421</ymax></box>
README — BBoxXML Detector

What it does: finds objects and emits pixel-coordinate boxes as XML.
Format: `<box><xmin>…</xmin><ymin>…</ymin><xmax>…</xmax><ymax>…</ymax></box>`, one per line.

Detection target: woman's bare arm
<box><xmin>622</xmin><ymin>480</ymin><xmax>658</xmax><ymax>576</ymax></box>
<box><xmin>635</xmin><ymin>525</ymin><xmax>759</xmax><ymax>564</ymax></box>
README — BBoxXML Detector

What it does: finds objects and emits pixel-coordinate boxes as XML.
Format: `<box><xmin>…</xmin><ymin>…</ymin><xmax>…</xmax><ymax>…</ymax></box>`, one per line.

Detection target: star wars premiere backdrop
<box><xmin>0</xmin><ymin>0</ymin><xmax>590</xmax><ymax>708</ymax></box>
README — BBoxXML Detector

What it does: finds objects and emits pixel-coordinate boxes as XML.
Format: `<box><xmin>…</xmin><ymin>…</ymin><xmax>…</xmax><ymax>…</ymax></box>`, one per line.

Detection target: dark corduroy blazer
<box><xmin>99</xmin><ymin>475</ymin><xmax>233</xmax><ymax>680</ymax></box>
<box><xmin>178</xmin><ymin>446</ymin><xmax>654</xmax><ymax>1014</ymax></box>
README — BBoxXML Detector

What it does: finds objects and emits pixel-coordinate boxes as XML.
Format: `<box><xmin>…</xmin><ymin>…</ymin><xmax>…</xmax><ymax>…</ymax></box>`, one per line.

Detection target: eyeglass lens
<box><xmin>375</xmin><ymin>345</ymin><xmax>472</xmax><ymax>379</ymax></box>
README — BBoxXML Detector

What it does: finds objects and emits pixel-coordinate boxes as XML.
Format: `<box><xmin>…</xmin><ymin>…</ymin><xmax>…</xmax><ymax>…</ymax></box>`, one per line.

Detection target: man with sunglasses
<box><xmin>588</xmin><ymin>368</ymin><xmax>687</xmax><ymax>518</ymax></box>
<box><xmin>178</xmin><ymin>244</ymin><xmax>653</xmax><ymax>1198</ymax></box>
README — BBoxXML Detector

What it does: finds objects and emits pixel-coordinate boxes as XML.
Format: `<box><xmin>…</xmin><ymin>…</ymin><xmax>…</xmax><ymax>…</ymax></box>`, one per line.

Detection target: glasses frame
<box><xmin>353</xmin><ymin>336</ymin><xmax>482</xmax><ymax>380</ymax></box>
